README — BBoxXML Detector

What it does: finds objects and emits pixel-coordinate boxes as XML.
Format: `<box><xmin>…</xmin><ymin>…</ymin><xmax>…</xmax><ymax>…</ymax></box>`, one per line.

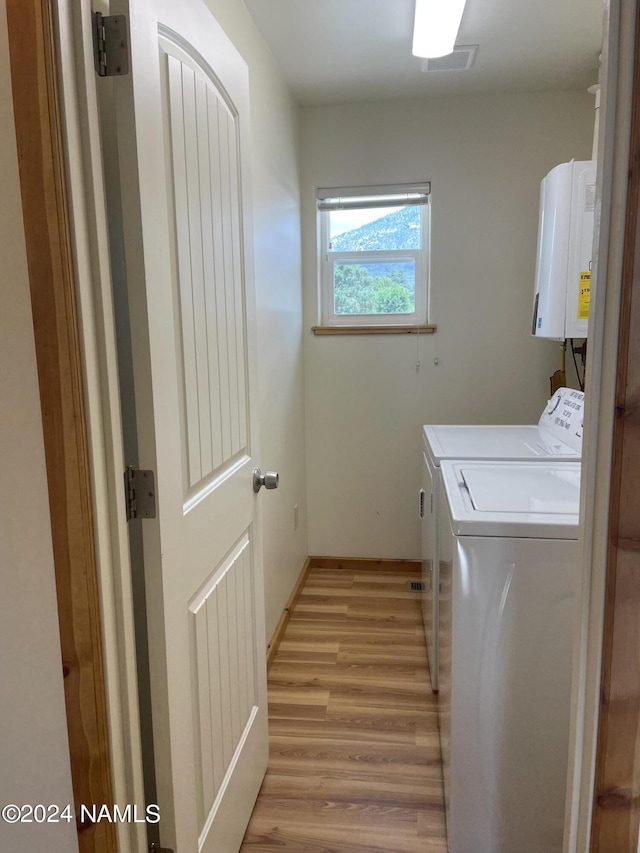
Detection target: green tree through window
<box><xmin>334</xmin><ymin>264</ymin><xmax>413</xmax><ymax>315</ymax></box>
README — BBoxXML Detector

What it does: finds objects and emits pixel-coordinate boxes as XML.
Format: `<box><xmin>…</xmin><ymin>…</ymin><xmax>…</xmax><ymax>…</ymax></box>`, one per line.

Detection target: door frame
<box><xmin>5</xmin><ymin>1</ymin><xmax>145</xmax><ymax>852</ymax></box>
<box><xmin>586</xmin><ymin>0</ymin><xmax>640</xmax><ymax>848</ymax></box>
<box><xmin>5</xmin><ymin>1</ymin><xmax>114</xmax><ymax>851</ymax></box>
<box><xmin>5</xmin><ymin>2</ymin><xmax>640</xmax><ymax>853</ymax></box>
<box><xmin>562</xmin><ymin>1</ymin><xmax>640</xmax><ymax>851</ymax></box>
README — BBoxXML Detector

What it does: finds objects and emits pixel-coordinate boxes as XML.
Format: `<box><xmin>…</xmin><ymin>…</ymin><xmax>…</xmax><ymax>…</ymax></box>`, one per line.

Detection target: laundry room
<box><xmin>234</xmin><ymin>0</ymin><xmax>602</xmax><ymax>695</ymax></box>
<box><xmin>211</xmin><ymin>0</ymin><xmax>604</xmax><ymax>621</ymax></box>
<box><xmin>3</xmin><ymin>1</ymin><xmax>639</xmax><ymax>853</ymax></box>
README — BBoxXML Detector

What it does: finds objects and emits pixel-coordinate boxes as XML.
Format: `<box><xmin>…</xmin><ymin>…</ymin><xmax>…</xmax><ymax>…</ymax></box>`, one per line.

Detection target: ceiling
<box><xmin>243</xmin><ymin>0</ymin><xmax>604</xmax><ymax>106</ymax></box>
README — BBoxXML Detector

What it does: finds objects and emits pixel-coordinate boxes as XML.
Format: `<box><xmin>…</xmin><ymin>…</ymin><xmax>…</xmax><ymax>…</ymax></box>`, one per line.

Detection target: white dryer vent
<box><xmin>421</xmin><ymin>45</ymin><xmax>478</xmax><ymax>72</ymax></box>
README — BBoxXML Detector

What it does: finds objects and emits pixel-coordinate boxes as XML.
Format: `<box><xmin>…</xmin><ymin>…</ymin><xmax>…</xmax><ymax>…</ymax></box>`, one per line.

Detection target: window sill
<box><xmin>311</xmin><ymin>323</ymin><xmax>437</xmax><ymax>336</ymax></box>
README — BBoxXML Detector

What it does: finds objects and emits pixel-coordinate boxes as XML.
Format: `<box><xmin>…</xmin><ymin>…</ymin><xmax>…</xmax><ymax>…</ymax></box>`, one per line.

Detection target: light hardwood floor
<box><xmin>240</xmin><ymin>565</ymin><xmax>448</xmax><ymax>853</ymax></box>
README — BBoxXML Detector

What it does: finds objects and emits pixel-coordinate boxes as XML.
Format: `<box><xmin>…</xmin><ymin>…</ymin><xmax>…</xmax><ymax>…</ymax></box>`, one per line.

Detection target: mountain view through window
<box><xmin>328</xmin><ymin>205</ymin><xmax>420</xmax><ymax>315</ymax></box>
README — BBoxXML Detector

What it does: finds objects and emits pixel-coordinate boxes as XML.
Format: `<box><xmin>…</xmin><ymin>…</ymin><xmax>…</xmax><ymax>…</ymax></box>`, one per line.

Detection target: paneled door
<box><xmin>110</xmin><ymin>0</ymin><xmax>269</xmax><ymax>850</ymax></box>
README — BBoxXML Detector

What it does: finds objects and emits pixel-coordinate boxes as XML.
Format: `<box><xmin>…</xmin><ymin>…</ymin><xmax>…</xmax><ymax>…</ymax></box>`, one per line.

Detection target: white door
<box><xmin>110</xmin><ymin>0</ymin><xmax>269</xmax><ymax>850</ymax></box>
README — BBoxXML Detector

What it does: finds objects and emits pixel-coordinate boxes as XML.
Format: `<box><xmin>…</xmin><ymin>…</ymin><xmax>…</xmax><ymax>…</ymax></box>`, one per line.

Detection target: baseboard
<box><xmin>266</xmin><ymin>556</ymin><xmax>311</xmax><ymax>672</ymax></box>
<box><xmin>309</xmin><ymin>556</ymin><xmax>421</xmax><ymax>572</ymax></box>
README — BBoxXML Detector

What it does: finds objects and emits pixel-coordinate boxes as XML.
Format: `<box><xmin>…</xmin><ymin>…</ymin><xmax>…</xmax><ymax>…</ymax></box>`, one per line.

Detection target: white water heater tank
<box><xmin>531</xmin><ymin>160</ymin><xmax>596</xmax><ymax>340</ymax></box>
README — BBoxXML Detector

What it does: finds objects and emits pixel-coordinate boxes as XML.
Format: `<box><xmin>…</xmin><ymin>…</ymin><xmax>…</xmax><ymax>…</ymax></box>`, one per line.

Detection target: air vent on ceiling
<box><xmin>421</xmin><ymin>44</ymin><xmax>478</xmax><ymax>73</ymax></box>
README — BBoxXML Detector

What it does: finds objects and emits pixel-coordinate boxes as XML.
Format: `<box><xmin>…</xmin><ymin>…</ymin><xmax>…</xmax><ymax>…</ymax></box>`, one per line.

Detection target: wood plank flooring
<box><xmin>239</xmin><ymin>565</ymin><xmax>447</xmax><ymax>853</ymax></box>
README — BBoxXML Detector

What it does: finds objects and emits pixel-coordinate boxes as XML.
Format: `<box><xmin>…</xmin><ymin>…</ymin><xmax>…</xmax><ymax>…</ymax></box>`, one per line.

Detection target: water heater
<box><xmin>531</xmin><ymin>160</ymin><xmax>596</xmax><ymax>340</ymax></box>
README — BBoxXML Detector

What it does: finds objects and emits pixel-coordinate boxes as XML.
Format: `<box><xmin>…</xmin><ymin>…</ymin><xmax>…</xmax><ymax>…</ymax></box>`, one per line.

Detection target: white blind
<box><xmin>317</xmin><ymin>182</ymin><xmax>431</xmax><ymax>212</ymax></box>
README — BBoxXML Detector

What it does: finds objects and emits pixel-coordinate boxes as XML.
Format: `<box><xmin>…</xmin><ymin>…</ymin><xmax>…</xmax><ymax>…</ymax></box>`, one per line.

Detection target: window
<box><xmin>318</xmin><ymin>183</ymin><xmax>430</xmax><ymax>329</ymax></box>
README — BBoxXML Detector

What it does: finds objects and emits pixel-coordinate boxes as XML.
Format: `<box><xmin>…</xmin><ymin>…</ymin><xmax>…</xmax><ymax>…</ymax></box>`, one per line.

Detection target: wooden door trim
<box><xmin>5</xmin><ymin>2</ymin><xmax>115</xmax><ymax>851</ymax></box>
<box><xmin>590</xmin><ymin>1</ymin><xmax>640</xmax><ymax>849</ymax></box>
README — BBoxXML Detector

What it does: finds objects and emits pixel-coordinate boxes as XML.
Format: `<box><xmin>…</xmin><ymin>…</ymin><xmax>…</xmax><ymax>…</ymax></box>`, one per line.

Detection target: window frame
<box><xmin>318</xmin><ymin>184</ymin><xmax>430</xmax><ymax>328</ymax></box>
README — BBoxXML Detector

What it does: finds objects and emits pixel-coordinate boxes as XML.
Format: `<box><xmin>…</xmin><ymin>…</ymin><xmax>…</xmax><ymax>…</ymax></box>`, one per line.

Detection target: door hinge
<box><xmin>93</xmin><ymin>12</ymin><xmax>129</xmax><ymax>78</ymax></box>
<box><xmin>124</xmin><ymin>466</ymin><xmax>157</xmax><ymax>521</ymax></box>
<box><xmin>149</xmin><ymin>844</ymin><xmax>174</xmax><ymax>853</ymax></box>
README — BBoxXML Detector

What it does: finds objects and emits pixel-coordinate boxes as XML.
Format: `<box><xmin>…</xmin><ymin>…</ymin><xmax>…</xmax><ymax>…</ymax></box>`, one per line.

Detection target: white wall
<box><xmin>0</xmin><ymin>3</ymin><xmax>78</xmax><ymax>850</ymax></box>
<box><xmin>301</xmin><ymin>91</ymin><xmax>594</xmax><ymax>559</ymax></box>
<box><xmin>202</xmin><ymin>0</ymin><xmax>307</xmax><ymax>640</ymax></box>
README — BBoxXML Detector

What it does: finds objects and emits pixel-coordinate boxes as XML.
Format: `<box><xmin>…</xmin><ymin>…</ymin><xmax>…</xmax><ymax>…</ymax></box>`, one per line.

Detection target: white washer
<box><xmin>420</xmin><ymin>386</ymin><xmax>583</xmax><ymax>691</ymax></box>
<box><xmin>438</xmin><ymin>459</ymin><xmax>580</xmax><ymax>853</ymax></box>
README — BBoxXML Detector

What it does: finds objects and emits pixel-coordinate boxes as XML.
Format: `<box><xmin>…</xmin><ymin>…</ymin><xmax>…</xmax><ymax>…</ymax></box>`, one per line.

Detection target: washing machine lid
<box><xmin>441</xmin><ymin>460</ymin><xmax>580</xmax><ymax>539</ymax></box>
<box><xmin>422</xmin><ymin>388</ymin><xmax>583</xmax><ymax>466</ymax></box>
<box><xmin>422</xmin><ymin>423</ymin><xmax>580</xmax><ymax>467</ymax></box>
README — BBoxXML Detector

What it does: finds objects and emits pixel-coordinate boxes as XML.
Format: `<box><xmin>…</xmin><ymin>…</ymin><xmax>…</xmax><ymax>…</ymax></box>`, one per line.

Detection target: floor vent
<box><xmin>406</xmin><ymin>581</ymin><xmax>425</xmax><ymax>592</ymax></box>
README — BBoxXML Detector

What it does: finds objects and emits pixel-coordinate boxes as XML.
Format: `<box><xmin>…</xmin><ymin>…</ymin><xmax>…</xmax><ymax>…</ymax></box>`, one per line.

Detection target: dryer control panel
<box><xmin>538</xmin><ymin>387</ymin><xmax>584</xmax><ymax>452</ymax></box>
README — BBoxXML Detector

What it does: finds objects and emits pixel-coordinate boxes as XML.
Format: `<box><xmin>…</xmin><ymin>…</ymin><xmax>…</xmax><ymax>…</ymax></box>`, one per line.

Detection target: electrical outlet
<box><xmin>294</xmin><ymin>503</ymin><xmax>299</xmax><ymax>531</ymax></box>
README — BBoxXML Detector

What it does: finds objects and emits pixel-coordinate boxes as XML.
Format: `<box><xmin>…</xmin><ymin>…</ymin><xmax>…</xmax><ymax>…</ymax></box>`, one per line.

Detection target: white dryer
<box><xmin>420</xmin><ymin>386</ymin><xmax>583</xmax><ymax>691</ymax></box>
<box><xmin>438</xmin><ymin>459</ymin><xmax>580</xmax><ymax>853</ymax></box>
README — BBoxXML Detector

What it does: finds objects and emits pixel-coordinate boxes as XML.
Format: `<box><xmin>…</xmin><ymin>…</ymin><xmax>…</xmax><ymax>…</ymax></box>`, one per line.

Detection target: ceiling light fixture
<box><xmin>412</xmin><ymin>0</ymin><xmax>468</xmax><ymax>59</ymax></box>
